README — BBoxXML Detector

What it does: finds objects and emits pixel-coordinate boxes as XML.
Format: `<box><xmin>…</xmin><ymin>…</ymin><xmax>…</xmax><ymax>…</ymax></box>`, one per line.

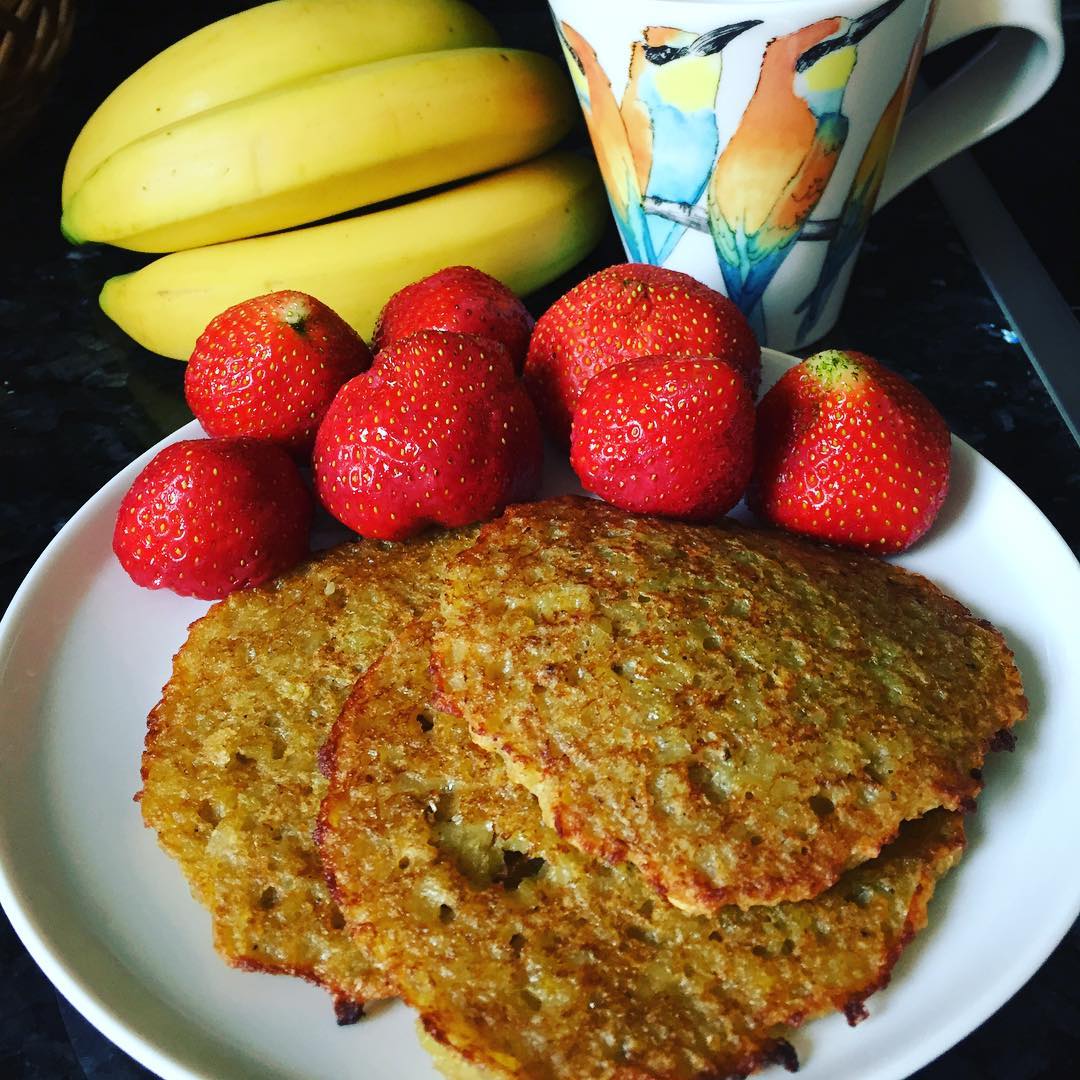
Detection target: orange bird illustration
<box><xmin>559</xmin><ymin>20</ymin><xmax>654</xmax><ymax>262</ymax></box>
<box><xmin>707</xmin><ymin>0</ymin><xmax>904</xmax><ymax>337</ymax></box>
<box><xmin>795</xmin><ymin>22</ymin><xmax>928</xmax><ymax>339</ymax></box>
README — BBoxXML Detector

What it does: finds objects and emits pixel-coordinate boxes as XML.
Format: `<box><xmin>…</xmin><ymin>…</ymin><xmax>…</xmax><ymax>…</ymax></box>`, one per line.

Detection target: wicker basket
<box><xmin>0</xmin><ymin>0</ymin><xmax>75</xmax><ymax>151</ymax></box>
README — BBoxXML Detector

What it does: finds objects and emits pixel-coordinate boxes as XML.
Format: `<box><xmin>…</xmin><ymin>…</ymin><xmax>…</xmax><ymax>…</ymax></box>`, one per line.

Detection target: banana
<box><xmin>62</xmin><ymin>0</ymin><xmax>497</xmax><ymax>206</ymax></box>
<box><xmin>63</xmin><ymin>48</ymin><xmax>575</xmax><ymax>253</ymax></box>
<box><xmin>99</xmin><ymin>152</ymin><xmax>605</xmax><ymax>360</ymax></box>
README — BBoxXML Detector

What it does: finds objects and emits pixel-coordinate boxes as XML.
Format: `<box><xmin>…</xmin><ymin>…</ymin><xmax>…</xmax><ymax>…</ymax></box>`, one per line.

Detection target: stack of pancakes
<box><xmin>140</xmin><ymin>497</ymin><xmax>1026</xmax><ymax>1078</ymax></box>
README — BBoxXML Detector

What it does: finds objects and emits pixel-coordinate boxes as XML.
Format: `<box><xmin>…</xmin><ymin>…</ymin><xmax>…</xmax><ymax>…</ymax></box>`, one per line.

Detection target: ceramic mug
<box><xmin>548</xmin><ymin>0</ymin><xmax>1064</xmax><ymax>351</ymax></box>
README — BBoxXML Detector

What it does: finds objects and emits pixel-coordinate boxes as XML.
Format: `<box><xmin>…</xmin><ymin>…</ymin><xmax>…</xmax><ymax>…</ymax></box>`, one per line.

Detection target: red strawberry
<box><xmin>750</xmin><ymin>350</ymin><xmax>951</xmax><ymax>554</ymax></box>
<box><xmin>571</xmin><ymin>356</ymin><xmax>755</xmax><ymax>520</ymax></box>
<box><xmin>113</xmin><ymin>438</ymin><xmax>312</xmax><ymax>599</ymax></box>
<box><xmin>373</xmin><ymin>266</ymin><xmax>534</xmax><ymax>372</ymax></box>
<box><xmin>313</xmin><ymin>330</ymin><xmax>542</xmax><ymax>541</ymax></box>
<box><xmin>524</xmin><ymin>263</ymin><xmax>759</xmax><ymax>442</ymax></box>
<box><xmin>185</xmin><ymin>290</ymin><xmax>373</xmax><ymax>455</ymax></box>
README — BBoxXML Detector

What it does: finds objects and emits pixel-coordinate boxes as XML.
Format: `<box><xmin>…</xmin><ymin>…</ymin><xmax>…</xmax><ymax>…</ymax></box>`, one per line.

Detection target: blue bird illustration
<box><xmin>558</xmin><ymin>21</ymin><xmax>655</xmax><ymax>263</ymax></box>
<box><xmin>622</xmin><ymin>20</ymin><xmax>761</xmax><ymax>264</ymax></box>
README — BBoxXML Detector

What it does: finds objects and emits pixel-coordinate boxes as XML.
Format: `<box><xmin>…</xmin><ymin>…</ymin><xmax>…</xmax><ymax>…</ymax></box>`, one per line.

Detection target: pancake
<box><xmin>432</xmin><ymin>497</ymin><xmax>1024</xmax><ymax>913</ymax></box>
<box><xmin>138</xmin><ymin>529</ymin><xmax>474</xmax><ymax>1020</ymax></box>
<box><xmin>318</xmin><ymin>616</ymin><xmax>966</xmax><ymax>1079</ymax></box>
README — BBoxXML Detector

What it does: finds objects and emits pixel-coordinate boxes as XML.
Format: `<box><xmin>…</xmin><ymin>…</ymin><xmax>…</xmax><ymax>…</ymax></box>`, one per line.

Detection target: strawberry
<box><xmin>185</xmin><ymin>290</ymin><xmax>373</xmax><ymax>455</ymax></box>
<box><xmin>524</xmin><ymin>263</ymin><xmax>759</xmax><ymax>442</ymax></box>
<box><xmin>373</xmin><ymin>266</ymin><xmax>534</xmax><ymax>372</ymax></box>
<box><xmin>750</xmin><ymin>350</ymin><xmax>951</xmax><ymax>554</ymax></box>
<box><xmin>570</xmin><ymin>356</ymin><xmax>755</xmax><ymax>520</ymax></box>
<box><xmin>113</xmin><ymin>438</ymin><xmax>312</xmax><ymax>600</ymax></box>
<box><xmin>313</xmin><ymin>330</ymin><xmax>542</xmax><ymax>541</ymax></box>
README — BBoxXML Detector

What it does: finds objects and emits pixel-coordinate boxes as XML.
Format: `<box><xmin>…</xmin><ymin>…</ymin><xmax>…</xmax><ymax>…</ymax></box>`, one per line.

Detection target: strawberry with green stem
<box><xmin>751</xmin><ymin>350</ymin><xmax>951</xmax><ymax>553</ymax></box>
<box><xmin>185</xmin><ymin>290</ymin><xmax>372</xmax><ymax>455</ymax></box>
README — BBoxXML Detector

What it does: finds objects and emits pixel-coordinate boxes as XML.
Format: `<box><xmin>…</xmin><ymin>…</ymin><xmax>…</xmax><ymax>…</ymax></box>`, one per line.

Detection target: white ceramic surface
<box><xmin>1</xmin><ymin>349</ymin><xmax>1079</xmax><ymax>1080</ymax></box>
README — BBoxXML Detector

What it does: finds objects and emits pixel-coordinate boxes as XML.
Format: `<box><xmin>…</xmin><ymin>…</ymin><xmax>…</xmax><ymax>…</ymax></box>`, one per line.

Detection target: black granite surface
<box><xmin>2</xmin><ymin>2</ymin><xmax>1079</xmax><ymax>1079</ymax></box>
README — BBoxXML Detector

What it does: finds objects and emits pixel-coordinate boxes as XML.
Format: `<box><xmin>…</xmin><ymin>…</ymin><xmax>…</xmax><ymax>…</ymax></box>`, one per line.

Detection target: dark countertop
<box><xmin>2</xmin><ymin>2</ymin><xmax>1079</xmax><ymax>1079</ymax></box>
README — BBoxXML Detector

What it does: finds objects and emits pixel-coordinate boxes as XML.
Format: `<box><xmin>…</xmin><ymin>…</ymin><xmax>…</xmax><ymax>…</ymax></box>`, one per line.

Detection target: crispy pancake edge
<box><xmin>319</xmin><ymin>614</ymin><xmax>967</xmax><ymax>1079</ymax></box>
<box><xmin>432</xmin><ymin>497</ymin><xmax>1023</xmax><ymax>913</ymax></box>
<box><xmin>139</xmin><ymin>529</ymin><xmax>475</xmax><ymax>1017</ymax></box>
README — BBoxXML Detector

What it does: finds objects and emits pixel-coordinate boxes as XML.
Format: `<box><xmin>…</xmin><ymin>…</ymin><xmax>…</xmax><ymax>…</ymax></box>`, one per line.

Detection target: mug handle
<box><xmin>876</xmin><ymin>0</ymin><xmax>1064</xmax><ymax>207</ymax></box>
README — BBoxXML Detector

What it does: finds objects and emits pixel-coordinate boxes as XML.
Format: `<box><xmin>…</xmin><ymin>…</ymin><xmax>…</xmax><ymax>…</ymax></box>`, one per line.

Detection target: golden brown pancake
<box><xmin>138</xmin><ymin>530</ymin><xmax>474</xmax><ymax>1020</ymax></box>
<box><xmin>319</xmin><ymin>616</ymin><xmax>965</xmax><ymax>1079</ymax></box>
<box><xmin>432</xmin><ymin>497</ymin><xmax>1024</xmax><ymax>912</ymax></box>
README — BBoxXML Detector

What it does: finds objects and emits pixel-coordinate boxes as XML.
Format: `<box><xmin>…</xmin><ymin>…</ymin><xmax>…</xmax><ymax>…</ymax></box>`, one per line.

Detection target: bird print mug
<box><xmin>548</xmin><ymin>0</ymin><xmax>1064</xmax><ymax>350</ymax></box>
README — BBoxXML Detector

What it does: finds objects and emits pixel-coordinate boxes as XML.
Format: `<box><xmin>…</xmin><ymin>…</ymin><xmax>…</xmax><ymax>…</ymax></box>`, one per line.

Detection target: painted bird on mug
<box><xmin>559</xmin><ymin>21</ymin><xmax>654</xmax><ymax>262</ymax></box>
<box><xmin>622</xmin><ymin>19</ymin><xmax>761</xmax><ymax>263</ymax></box>
<box><xmin>707</xmin><ymin>0</ymin><xmax>905</xmax><ymax>339</ymax></box>
<box><xmin>795</xmin><ymin>22</ymin><xmax>926</xmax><ymax>340</ymax></box>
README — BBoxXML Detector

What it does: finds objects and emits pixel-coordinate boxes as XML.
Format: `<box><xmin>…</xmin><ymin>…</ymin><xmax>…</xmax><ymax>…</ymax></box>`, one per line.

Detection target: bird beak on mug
<box><xmin>643</xmin><ymin>19</ymin><xmax>761</xmax><ymax>66</ymax></box>
<box><xmin>691</xmin><ymin>19</ymin><xmax>764</xmax><ymax>57</ymax></box>
<box><xmin>849</xmin><ymin>0</ymin><xmax>905</xmax><ymax>45</ymax></box>
<box><xmin>558</xmin><ymin>26</ymin><xmax>586</xmax><ymax>75</ymax></box>
<box><xmin>795</xmin><ymin>0</ymin><xmax>903</xmax><ymax>72</ymax></box>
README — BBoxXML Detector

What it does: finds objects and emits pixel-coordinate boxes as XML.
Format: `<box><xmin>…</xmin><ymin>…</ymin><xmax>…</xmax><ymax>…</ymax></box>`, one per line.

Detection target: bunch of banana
<box><xmin>102</xmin><ymin>154</ymin><xmax>605</xmax><ymax>359</ymax></box>
<box><xmin>63</xmin><ymin>0</ymin><xmax>605</xmax><ymax>358</ymax></box>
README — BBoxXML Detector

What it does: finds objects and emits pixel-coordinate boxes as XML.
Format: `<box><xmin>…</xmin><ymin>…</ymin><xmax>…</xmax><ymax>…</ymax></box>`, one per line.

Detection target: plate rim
<box><xmin>2</xmin><ymin>347</ymin><xmax>1079</xmax><ymax>1080</ymax></box>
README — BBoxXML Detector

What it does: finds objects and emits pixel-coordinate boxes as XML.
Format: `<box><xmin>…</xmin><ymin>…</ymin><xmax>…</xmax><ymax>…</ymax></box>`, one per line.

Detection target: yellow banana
<box><xmin>62</xmin><ymin>0</ymin><xmax>497</xmax><ymax>205</ymax></box>
<box><xmin>63</xmin><ymin>48</ymin><xmax>575</xmax><ymax>253</ymax></box>
<box><xmin>99</xmin><ymin>152</ymin><xmax>605</xmax><ymax>360</ymax></box>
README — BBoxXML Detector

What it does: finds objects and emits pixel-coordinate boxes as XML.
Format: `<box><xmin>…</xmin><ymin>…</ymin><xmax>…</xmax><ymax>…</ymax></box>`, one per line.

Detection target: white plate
<box><xmin>1</xmin><ymin>349</ymin><xmax>1079</xmax><ymax>1080</ymax></box>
